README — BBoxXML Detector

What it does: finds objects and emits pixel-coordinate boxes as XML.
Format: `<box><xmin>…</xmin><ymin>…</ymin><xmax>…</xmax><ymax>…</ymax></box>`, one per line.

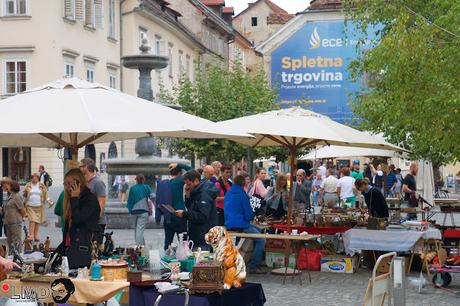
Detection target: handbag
<box><xmin>249</xmin><ymin>181</ymin><xmax>267</xmax><ymax>216</ymax></box>
<box><xmin>249</xmin><ymin>193</ymin><xmax>267</xmax><ymax>217</ymax></box>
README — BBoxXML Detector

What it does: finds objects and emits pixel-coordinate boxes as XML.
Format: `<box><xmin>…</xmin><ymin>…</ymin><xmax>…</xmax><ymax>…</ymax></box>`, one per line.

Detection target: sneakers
<box><xmin>247</xmin><ymin>266</ymin><xmax>267</xmax><ymax>274</ymax></box>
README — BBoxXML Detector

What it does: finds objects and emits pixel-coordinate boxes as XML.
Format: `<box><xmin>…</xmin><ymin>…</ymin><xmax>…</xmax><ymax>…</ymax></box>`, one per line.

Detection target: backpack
<box><xmin>47</xmin><ymin>174</ymin><xmax>53</xmax><ymax>187</ymax></box>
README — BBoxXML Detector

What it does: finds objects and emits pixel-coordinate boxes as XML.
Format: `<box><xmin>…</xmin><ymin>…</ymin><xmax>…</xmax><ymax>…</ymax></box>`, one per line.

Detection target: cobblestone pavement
<box><xmin>35</xmin><ymin>216</ymin><xmax>460</xmax><ymax>306</ymax></box>
<box><xmin>6</xmin><ymin>191</ymin><xmax>460</xmax><ymax>306</ymax></box>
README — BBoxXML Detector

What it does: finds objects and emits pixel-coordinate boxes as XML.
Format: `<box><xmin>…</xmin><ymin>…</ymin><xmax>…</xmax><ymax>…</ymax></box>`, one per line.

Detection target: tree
<box><xmin>343</xmin><ymin>0</ymin><xmax>460</xmax><ymax>165</ymax></box>
<box><xmin>164</xmin><ymin>61</ymin><xmax>278</xmax><ymax>163</ymax></box>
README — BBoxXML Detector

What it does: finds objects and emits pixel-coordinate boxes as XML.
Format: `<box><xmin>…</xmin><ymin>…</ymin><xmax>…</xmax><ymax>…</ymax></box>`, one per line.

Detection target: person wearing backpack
<box><xmin>38</xmin><ymin>165</ymin><xmax>52</xmax><ymax>188</ymax></box>
<box><xmin>214</xmin><ymin>165</ymin><xmax>232</xmax><ymax>226</ymax></box>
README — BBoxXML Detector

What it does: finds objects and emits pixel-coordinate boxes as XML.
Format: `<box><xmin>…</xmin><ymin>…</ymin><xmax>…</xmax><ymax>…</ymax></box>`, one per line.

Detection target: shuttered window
<box><xmin>84</xmin><ymin>0</ymin><xmax>102</xmax><ymax>28</ymax></box>
<box><xmin>84</xmin><ymin>0</ymin><xmax>95</xmax><ymax>27</ymax></box>
<box><xmin>64</xmin><ymin>0</ymin><xmax>76</xmax><ymax>20</ymax></box>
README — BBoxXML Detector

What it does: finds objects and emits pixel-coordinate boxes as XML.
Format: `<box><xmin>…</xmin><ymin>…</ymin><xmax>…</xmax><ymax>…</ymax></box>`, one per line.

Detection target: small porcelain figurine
<box><xmin>44</xmin><ymin>236</ymin><xmax>51</xmax><ymax>252</ymax></box>
<box><xmin>91</xmin><ymin>240</ymin><xmax>99</xmax><ymax>261</ymax></box>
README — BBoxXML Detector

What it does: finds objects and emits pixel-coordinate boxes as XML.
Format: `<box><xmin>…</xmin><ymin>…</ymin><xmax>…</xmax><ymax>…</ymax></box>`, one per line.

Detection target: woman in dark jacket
<box><xmin>60</xmin><ymin>168</ymin><xmax>100</xmax><ymax>269</ymax></box>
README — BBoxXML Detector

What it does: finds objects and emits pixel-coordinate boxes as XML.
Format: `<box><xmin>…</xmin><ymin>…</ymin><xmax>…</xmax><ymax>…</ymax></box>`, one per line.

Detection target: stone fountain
<box><xmin>103</xmin><ymin>39</ymin><xmax>186</xmax><ymax>229</ymax></box>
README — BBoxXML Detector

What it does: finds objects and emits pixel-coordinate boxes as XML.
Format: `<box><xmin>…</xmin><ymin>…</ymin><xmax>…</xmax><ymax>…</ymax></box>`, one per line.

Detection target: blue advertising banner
<box><xmin>271</xmin><ymin>20</ymin><xmax>374</xmax><ymax>123</ymax></box>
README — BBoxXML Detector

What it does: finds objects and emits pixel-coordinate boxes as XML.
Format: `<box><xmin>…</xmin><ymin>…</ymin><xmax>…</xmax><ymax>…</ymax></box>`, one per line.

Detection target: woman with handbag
<box><xmin>60</xmin><ymin>168</ymin><xmax>100</xmax><ymax>269</ymax></box>
<box><xmin>23</xmin><ymin>173</ymin><xmax>49</xmax><ymax>242</ymax></box>
<box><xmin>248</xmin><ymin>167</ymin><xmax>269</xmax><ymax>216</ymax></box>
<box><xmin>127</xmin><ymin>174</ymin><xmax>152</xmax><ymax>245</ymax></box>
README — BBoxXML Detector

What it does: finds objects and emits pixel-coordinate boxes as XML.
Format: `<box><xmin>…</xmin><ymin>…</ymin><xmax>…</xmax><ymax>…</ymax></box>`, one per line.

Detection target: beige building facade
<box><xmin>0</xmin><ymin>0</ymin><xmax>232</xmax><ymax>186</ymax></box>
<box><xmin>232</xmin><ymin>0</ymin><xmax>293</xmax><ymax>47</ymax></box>
<box><xmin>0</xmin><ymin>0</ymin><xmax>121</xmax><ymax>185</ymax></box>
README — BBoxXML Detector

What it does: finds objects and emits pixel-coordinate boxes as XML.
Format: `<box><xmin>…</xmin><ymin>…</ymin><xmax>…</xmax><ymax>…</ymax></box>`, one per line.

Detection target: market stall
<box><xmin>130</xmin><ymin>282</ymin><xmax>266</xmax><ymax>306</ymax></box>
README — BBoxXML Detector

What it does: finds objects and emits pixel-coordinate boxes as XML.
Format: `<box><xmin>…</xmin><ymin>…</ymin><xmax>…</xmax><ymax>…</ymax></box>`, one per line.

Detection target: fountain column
<box><xmin>103</xmin><ymin>40</ymin><xmax>187</xmax><ymax>229</ymax></box>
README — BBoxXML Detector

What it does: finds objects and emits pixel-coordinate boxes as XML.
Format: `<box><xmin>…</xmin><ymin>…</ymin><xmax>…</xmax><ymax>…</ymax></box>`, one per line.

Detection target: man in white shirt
<box><xmin>320</xmin><ymin>168</ymin><xmax>339</xmax><ymax>208</ymax></box>
<box><xmin>317</xmin><ymin>161</ymin><xmax>327</xmax><ymax>180</ymax></box>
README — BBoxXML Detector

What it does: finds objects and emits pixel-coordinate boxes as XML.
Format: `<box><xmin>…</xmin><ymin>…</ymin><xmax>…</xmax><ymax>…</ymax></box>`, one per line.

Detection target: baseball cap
<box><xmin>352</xmin><ymin>160</ymin><xmax>360</xmax><ymax>165</ymax></box>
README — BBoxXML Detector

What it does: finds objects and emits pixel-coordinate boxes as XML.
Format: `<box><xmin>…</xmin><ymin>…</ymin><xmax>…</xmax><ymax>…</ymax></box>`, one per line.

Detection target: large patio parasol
<box><xmin>217</xmin><ymin>107</ymin><xmax>406</xmax><ymax>227</ymax></box>
<box><xmin>0</xmin><ymin>78</ymin><xmax>251</xmax><ymax>161</ymax></box>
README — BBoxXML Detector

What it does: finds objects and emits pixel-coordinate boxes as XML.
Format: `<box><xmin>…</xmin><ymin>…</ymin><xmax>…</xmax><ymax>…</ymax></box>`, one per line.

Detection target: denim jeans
<box><xmin>243</xmin><ymin>225</ymin><xmax>266</xmax><ymax>269</ymax></box>
<box><xmin>134</xmin><ymin>212</ymin><xmax>149</xmax><ymax>245</ymax></box>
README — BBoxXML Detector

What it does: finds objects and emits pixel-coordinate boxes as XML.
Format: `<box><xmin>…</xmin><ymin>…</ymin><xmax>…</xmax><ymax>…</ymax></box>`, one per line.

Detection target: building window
<box><xmin>64</xmin><ymin>0</ymin><xmax>76</xmax><ymax>20</ymax></box>
<box><xmin>85</xmin><ymin>0</ymin><xmax>95</xmax><ymax>27</ymax></box>
<box><xmin>178</xmin><ymin>50</ymin><xmax>184</xmax><ymax>76</ymax></box>
<box><xmin>4</xmin><ymin>60</ymin><xmax>27</xmax><ymax>95</ymax></box>
<box><xmin>85</xmin><ymin>63</ymin><xmax>95</xmax><ymax>82</ymax></box>
<box><xmin>139</xmin><ymin>27</ymin><xmax>147</xmax><ymax>46</ymax></box>
<box><xmin>4</xmin><ymin>0</ymin><xmax>28</xmax><ymax>16</ymax></box>
<box><xmin>108</xmin><ymin>0</ymin><xmax>116</xmax><ymax>38</ymax></box>
<box><xmin>108</xmin><ymin>70</ymin><xmax>117</xmax><ymax>88</ymax></box>
<box><xmin>186</xmin><ymin>55</ymin><xmax>190</xmax><ymax>79</ymax></box>
<box><xmin>168</xmin><ymin>44</ymin><xmax>173</xmax><ymax>78</ymax></box>
<box><xmin>251</xmin><ymin>17</ymin><xmax>257</xmax><ymax>27</ymax></box>
<box><xmin>155</xmin><ymin>35</ymin><xmax>161</xmax><ymax>55</ymax></box>
<box><xmin>64</xmin><ymin>62</ymin><xmax>75</xmax><ymax>77</ymax></box>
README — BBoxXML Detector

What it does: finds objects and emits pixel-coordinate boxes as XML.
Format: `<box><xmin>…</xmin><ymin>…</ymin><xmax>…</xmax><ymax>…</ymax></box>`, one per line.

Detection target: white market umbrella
<box><xmin>0</xmin><ymin>78</ymin><xmax>251</xmax><ymax>160</ymax></box>
<box><xmin>416</xmin><ymin>160</ymin><xmax>435</xmax><ymax>207</ymax></box>
<box><xmin>300</xmin><ymin>145</ymin><xmax>399</xmax><ymax>160</ymax></box>
<box><xmin>218</xmin><ymin>107</ymin><xmax>407</xmax><ymax>227</ymax></box>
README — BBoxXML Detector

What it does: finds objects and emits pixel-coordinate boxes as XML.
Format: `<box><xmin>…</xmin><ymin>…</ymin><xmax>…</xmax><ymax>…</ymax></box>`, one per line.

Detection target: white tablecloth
<box><xmin>343</xmin><ymin>229</ymin><xmax>424</xmax><ymax>256</ymax></box>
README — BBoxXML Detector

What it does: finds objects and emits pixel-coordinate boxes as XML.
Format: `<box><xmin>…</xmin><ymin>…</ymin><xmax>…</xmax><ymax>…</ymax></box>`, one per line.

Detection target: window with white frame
<box><xmin>192</xmin><ymin>59</ymin><xmax>196</xmax><ymax>82</ymax></box>
<box><xmin>108</xmin><ymin>0</ymin><xmax>116</xmax><ymax>38</ymax></box>
<box><xmin>139</xmin><ymin>27</ymin><xmax>148</xmax><ymax>46</ymax></box>
<box><xmin>178</xmin><ymin>50</ymin><xmax>184</xmax><ymax>76</ymax></box>
<box><xmin>186</xmin><ymin>55</ymin><xmax>190</xmax><ymax>79</ymax></box>
<box><xmin>4</xmin><ymin>0</ymin><xmax>28</xmax><ymax>16</ymax></box>
<box><xmin>85</xmin><ymin>62</ymin><xmax>95</xmax><ymax>82</ymax></box>
<box><xmin>168</xmin><ymin>43</ymin><xmax>173</xmax><ymax>78</ymax></box>
<box><xmin>108</xmin><ymin>70</ymin><xmax>117</xmax><ymax>88</ymax></box>
<box><xmin>4</xmin><ymin>59</ymin><xmax>27</xmax><ymax>95</ymax></box>
<box><xmin>64</xmin><ymin>0</ymin><xmax>76</xmax><ymax>20</ymax></box>
<box><xmin>155</xmin><ymin>35</ymin><xmax>161</xmax><ymax>55</ymax></box>
<box><xmin>64</xmin><ymin>61</ymin><xmax>75</xmax><ymax>77</ymax></box>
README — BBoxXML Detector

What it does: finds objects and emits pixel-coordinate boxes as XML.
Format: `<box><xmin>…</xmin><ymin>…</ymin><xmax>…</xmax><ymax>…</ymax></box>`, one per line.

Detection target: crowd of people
<box><xmin>0</xmin><ymin>157</ymin><xmax>422</xmax><ymax>275</ymax></box>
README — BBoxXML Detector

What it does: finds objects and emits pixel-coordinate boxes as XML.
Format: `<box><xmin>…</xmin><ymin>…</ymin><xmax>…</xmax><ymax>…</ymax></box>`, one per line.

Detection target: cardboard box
<box><xmin>265</xmin><ymin>251</ymin><xmax>296</xmax><ymax>269</ymax></box>
<box><xmin>320</xmin><ymin>255</ymin><xmax>358</xmax><ymax>274</ymax></box>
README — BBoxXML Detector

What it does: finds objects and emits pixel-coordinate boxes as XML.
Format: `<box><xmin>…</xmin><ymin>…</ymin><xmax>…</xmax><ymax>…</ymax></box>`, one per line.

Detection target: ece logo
<box><xmin>309</xmin><ymin>27</ymin><xmax>343</xmax><ymax>49</ymax></box>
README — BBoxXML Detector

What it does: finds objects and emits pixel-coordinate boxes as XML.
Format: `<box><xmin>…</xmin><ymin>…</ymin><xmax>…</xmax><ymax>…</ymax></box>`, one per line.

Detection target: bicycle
<box><xmin>434</xmin><ymin>185</ymin><xmax>449</xmax><ymax>199</ymax></box>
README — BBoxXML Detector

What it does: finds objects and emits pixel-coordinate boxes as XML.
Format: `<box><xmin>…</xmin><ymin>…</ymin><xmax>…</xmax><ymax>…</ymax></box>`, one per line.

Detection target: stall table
<box><xmin>129</xmin><ymin>282</ymin><xmax>266</xmax><ymax>306</ymax></box>
<box><xmin>228</xmin><ymin>232</ymin><xmax>318</xmax><ymax>284</ymax></box>
<box><xmin>0</xmin><ymin>278</ymin><xmax>129</xmax><ymax>304</ymax></box>
<box><xmin>270</xmin><ymin>224</ymin><xmax>350</xmax><ymax>235</ymax></box>
<box><xmin>343</xmin><ymin>228</ymin><xmax>424</xmax><ymax>272</ymax></box>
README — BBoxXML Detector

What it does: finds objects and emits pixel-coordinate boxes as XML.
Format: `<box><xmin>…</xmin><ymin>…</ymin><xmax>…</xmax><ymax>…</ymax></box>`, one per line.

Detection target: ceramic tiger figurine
<box><xmin>205</xmin><ymin>226</ymin><xmax>246</xmax><ymax>289</ymax></box>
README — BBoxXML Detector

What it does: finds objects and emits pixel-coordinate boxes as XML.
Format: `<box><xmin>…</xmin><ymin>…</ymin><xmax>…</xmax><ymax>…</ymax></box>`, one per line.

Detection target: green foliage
<box><xmin>164</xmin><ymin>61</ymin><xmax>278</xmax><ymax>163</ymax></box>
<box><xmin>343</xmin><ymin>0</ymin><xmax>460</xmax><ymax>164</ymax></box>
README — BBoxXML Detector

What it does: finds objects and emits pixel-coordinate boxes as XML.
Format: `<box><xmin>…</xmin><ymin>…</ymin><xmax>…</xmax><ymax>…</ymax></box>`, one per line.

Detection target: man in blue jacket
<box><xmin>224</xmin><ymin>175</ymin><xmax>266</xmax><ymax>274</ymax></box>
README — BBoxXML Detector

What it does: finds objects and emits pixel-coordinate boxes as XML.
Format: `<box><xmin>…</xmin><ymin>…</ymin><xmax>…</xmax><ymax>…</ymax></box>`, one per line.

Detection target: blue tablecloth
<box><xmin>129</xmin><ymin>282</ymin><xmax>266</xmax><ymax>306</ymax></box>
<box><xmin>343</xmin><ymin>228</ymin><xmax>424</xmax><ymax>256</ymax></box>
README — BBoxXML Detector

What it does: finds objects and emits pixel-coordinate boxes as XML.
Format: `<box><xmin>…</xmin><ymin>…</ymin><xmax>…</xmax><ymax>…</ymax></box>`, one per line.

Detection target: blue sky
<box><xmin>225</xmin><ymin>0</ymin><xmax>309</xmax><ymax>15</ymax></box>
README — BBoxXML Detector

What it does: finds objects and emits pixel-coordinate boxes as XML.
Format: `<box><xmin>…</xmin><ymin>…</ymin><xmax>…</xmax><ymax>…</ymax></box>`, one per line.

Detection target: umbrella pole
<box><xmin>287</xmin><ymin>146</ymin><xmax>297</xmax><ymax>232</ymax></box>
